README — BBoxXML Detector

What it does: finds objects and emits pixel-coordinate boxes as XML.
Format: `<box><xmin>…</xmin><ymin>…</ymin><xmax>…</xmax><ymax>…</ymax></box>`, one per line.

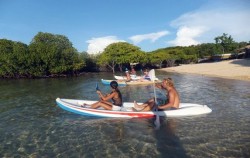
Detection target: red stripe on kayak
<box><xmin>60</xmin><ymin>100</ymin><xmax>154</xmax><ymax>118</ymax></box>
<box><xmin>81</xmin><ymin>108</ymin><xmax>154</xmax><ymax>117</ymax></box>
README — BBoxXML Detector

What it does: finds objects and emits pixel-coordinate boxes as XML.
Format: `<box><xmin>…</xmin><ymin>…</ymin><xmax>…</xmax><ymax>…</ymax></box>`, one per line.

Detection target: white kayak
<box><xmin>56</xmin><ymin>98</ymin><xmax>212</xmax><ymax>118</ymax></box>
<box><xmin>114</xmin><ymin>75</ymin><xmax>159</xmax><ymax>81</ymax></box>
<box><xmin>101</xmin><ymin>79</ymin><xmax>161</xmax><ymax>86</ymax></box>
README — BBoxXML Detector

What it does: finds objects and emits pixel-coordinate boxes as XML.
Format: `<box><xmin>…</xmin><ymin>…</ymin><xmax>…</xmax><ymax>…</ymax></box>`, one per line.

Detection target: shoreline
<box><xmin>160</xmin><ymin>59</ymin><xmax>250</xmax><ymax>81</ymax></box>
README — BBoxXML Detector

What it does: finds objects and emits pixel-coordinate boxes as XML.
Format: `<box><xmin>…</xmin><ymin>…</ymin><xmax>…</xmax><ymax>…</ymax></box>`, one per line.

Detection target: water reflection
<box><xmin>152</xmin><ymin>117</ymin><xmax>189</xmax><ymax>158</ymax></box>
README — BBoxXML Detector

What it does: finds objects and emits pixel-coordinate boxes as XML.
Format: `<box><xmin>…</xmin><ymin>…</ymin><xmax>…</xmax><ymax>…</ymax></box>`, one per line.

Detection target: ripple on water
<box><xmin>0</xmin><ymin>73</ymin><xmax>250</xmax><ymax>157</ymax></box>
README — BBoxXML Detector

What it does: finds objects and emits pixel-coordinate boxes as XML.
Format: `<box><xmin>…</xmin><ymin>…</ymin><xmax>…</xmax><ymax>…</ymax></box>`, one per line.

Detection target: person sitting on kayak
<box><xmin>117</xmin><ymin>68</ymin><xmax>132</xmax><ymax>82</ymax></box>
<box><xmin>89</xmin><ymin>81</ymin><xmax>123</xmax><ymax>110</ymax></box>
<box><xmin>133</xmin><ymin>78</ymin><xmax>180</xmax><ymax>111</ymax></box>
<box><xmin>139</xmin><ymin>68</ymin><xmax>151</xmax><ymax>82</ymax></box>
<box><xmin>125</xmin><ymin>70</ymin><xmax>132</xmax><ymax>82</ymax></box>
<box><xmin>130</xmin><ymin>67</ymin><xmax>137</xmax><ymax>78</ymax></box>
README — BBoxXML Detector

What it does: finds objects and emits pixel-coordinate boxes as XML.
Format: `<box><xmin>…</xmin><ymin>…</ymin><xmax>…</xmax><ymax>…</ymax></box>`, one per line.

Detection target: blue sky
<box><xmin>1</xmin><ymin>0</ymin><xmax>249</xmax><ymax>54</ymax></box>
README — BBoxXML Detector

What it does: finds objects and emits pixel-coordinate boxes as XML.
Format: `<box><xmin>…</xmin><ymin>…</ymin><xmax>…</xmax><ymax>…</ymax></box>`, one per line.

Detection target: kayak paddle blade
<box><xmin>96</xmin><ymin>83</ymin><xmax>99</xmax><ymax>91</ymax></box>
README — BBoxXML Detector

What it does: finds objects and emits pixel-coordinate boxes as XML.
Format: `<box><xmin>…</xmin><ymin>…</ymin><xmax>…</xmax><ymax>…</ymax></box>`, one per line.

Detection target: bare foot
<box><xmin>81</xmin><ymin>103</ymin><xmax>90</xmax><ymax>108</ymax></box>
<box><xmin>134</xmin><ymin>101</ymin><xmax>139</xmax><ymax>108</ymax></box>
<box><xmin>132</xmin><ymin>107</ymin><xmax>139</xmax><ymax>112</ymax></box>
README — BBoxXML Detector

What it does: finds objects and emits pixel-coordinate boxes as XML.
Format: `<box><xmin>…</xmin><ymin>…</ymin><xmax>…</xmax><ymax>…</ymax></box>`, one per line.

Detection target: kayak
<box><xmin>56</xmin><ymin>98</ymin><xmax>212</xmax><ymax>118</ymax></box>
<box><xmin>101</xmin><ymin>79</ymin><xmax>127</xmax><ymax>86</ymax></box>
<box><xmin>114</xmin><ymin>75</ymin><xmax>140</xmax><ymax>80</ymax></box>
<box><xmin>114</xmin><ymin>75</ymin><xmax>159</xmax><ymax>81</ymax></box>
<box><xmin>101</xmin><ymin>79</ymin><xmax>161</xmax><ymax>86</ymax></box>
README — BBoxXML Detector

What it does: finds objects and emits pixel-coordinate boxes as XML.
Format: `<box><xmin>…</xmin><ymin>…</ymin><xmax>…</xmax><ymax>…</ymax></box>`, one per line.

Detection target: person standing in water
<box><xmin>89</xmin><ymin>81</ymin><xmax>123</xmax><ymax>110</ymax></box>
<box><xmin>133</xmin><ymin>78</ymin><xmax>180</xmax><ymax>111</ymax></box>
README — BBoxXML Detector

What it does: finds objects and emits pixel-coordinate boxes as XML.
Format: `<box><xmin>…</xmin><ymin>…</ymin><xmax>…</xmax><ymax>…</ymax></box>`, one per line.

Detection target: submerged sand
<box><xmin>160</xmin><ymin>59</ymin><xmax>250</xmax><ymax>81</ymax></box>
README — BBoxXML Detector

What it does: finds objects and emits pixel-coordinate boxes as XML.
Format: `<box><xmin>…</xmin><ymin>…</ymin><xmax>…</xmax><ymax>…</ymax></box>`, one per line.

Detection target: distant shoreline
<box><xmin>160</xmin><ymin>59</ymin><xmax>250</xmax><ymax>81</ymax></box>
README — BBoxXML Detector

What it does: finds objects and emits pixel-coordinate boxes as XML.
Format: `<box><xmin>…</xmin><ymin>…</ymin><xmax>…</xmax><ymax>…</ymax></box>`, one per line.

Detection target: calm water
<box><xmin>0</xmin><ymin>71</ymin><xmax>250</xmax><ymax>158</ymax></box>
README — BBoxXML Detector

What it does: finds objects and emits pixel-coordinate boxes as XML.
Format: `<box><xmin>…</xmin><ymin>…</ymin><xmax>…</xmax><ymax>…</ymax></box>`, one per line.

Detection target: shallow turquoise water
<box><xmin>0</xmin><ymin>71</ymin><xmax>249</xmax><ymax>157</ymax></box>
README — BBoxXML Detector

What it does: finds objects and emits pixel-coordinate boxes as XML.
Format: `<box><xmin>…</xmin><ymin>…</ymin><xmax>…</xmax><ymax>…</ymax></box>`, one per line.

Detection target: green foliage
<box><xmin>97</xmin><ymin>42</ymin><xmax>145</xmax><ymax>73</ymax></box>
<box><xmin>28</xmin><ymin>32</ymin><xmax>85</xmax><ymax>76</ymax></box>
<box><xmin>214</xmin><ymin>33</ymin><xmax>237</xmax><ymax>54</ymax></box>
<box><xmin>0</xmin><ymin>39</ymin><xmax>14</xmax><ymax>77</ymax></box>
<box><xmin>12</xmin><ymin>42</ymin><xmax>30</xmax><ymax>76</ymax></box>
<box><xmin>0</xmin><ymin>39</ymin><xmax>30</xmax><ymax>77</ymax></box>
<box><xmin>149</xmin><ymin>47</ymin><xmax>187</xmax><ymax>67</ymax></box>
<box><xmin>79</xmin><ymin>52</ymin><xmax>98</xmax><ymax>71</ymax></box>
<box><xmin>196</xmin><ymin>43</ymin><xmax>217</xmax><ymax>57</ymax></box>
<box><xmin>0</xmin><ymin>32</ymin><xmax>86</xmax><ymax>78</ymax></box>
<box><xmin>237</xmin><ymin>42</ymin><xmax>248</xmax><ymax>48</ymax></box>
<box><xmin>0</xmin><ymin>32</ymin><xmax>248</xmax><ymax>78</ymax></box>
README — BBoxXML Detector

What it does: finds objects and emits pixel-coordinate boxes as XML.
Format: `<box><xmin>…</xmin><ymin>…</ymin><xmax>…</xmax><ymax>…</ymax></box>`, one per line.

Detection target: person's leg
<box><xmin>132</xmin><ymin>106</ymin><xmax>151</xmax><ymax>112</ymax></box>
<box><xmin>147</xmin><ymin>99</ymin><xmax>156</xmax><ymax>109</ymax></box>
<box><xmin>134</xmin><ymin>101</ymin><xmax>147</xmax><ymax>108</ymax></box>
<box><xmin>88</xmin><ymin>100</ymin><xmax>112</xmax><ymax>107</ymax></box>
<box><xmin>100</xmin><ymin>100</ymin><xmax>114</xmax><ymax>106</ymax></box>
<box><xmin>134</xmin><ymin>98</ymin><xmax>154</xmax><ymax>108</ymax></box>
<box><xmin>86</xmin><ymin>101</ymin><xmax>100</xmax><ymax>107</ymax></box>
<box><xmin>133</xmin><ymin>98</ymin><xmax>155</xmax><ymax>111</ymax></box>
<box><xmin>91</xmin><ymin>101</ymin><xmax>113</xmax><ymax>110</ymax></box>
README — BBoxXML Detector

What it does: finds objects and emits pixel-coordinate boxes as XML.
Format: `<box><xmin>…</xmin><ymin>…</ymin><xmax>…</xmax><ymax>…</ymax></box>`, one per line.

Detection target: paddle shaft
<box><xmin>149</xmin><ymin>69</ymin><xmax>160</xmax><ymax>129</ymax></box>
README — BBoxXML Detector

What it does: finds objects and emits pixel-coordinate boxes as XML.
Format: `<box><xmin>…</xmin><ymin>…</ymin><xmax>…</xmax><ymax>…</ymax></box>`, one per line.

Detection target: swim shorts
<box><xmin>112</xmin><ymin>105</ymin><xmax>122</xmax><ymax>111</ymax></box>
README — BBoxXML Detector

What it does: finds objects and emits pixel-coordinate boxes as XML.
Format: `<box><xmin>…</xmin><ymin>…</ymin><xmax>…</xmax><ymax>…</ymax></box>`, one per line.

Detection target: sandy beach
<box><xmin>160</xmin><ymin>59</ymin><xmax>250</xmax><ymax>81</ymax></box>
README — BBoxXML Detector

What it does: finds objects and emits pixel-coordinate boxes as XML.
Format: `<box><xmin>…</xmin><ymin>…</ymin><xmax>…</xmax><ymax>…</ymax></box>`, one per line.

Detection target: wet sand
<box><xmin>160</xmin><ymin>59</ymin><xmax>250</xmax><ymax>81</ymax></box>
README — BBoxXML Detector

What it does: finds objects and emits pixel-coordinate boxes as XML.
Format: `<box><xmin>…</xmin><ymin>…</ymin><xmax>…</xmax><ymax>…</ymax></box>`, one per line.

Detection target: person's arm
<box><xmin>96</xmin><ymin>90</ymin><xmax>106</xmax><ymax>100</ymax></box>
<box><xmin>158</xmin><ymin>91</ymin><xmax>175</xmax><ymax>109</ymax></box>
<box><xmin>97</xmin><ymin>90</ymin><xmax>115</xmax><ymax>101</ymax></box>
<box><xmin>155</xmin><ymin>83</ymin><xmax>163</xmax><ymax>89</ymax></box>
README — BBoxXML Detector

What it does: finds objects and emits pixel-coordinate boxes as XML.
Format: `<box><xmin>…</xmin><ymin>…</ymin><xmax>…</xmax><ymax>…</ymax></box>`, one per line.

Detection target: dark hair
<box><xmin>110</xmin><ymin>81</ymin><xmax>118</xmax><ymax>89</ymax></box>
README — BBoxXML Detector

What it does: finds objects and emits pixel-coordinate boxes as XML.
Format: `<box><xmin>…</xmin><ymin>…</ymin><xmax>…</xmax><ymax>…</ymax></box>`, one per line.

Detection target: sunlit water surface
<box><xmin>0</xmin><ymin>71</ymin><xmax>249</xmax><ymax>157</ymax></box>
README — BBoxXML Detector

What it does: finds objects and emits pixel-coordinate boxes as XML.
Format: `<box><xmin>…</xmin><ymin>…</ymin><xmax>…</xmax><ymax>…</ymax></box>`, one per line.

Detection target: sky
<box><xmin>0</xmin><ymin>0</ymin><xmax>250</xmax><ymax>54</ymax></box>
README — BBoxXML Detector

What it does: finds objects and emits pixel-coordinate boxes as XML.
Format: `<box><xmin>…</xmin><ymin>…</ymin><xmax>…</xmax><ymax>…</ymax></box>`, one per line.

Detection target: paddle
<box><xmin>81</xmin><ymin>83</ymin><xmax>100</xmax><ymax>107</ymax></box>
<box><xmin>95</xmin><ymin>82</ymin><xmax>103</xmax><ymax>101</ymax></box>
<box><xmin>148</xmin><ymin>69</ymin><xmax>160</xmax><ymax>129</ymax></box>
<box><xmin>96</xmin><ymin>82</ymin><xmax>100</xmax><ymax>91</ymax></box>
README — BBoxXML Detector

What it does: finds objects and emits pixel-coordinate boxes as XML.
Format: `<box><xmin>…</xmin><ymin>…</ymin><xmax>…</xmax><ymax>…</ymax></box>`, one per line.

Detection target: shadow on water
<box><xmin>61</xmin><ymin>116</ymin><xmax>189</xmax><ymax>157</ymax></box>
<box><xmin>152</xmin><ymin>117</ymin><xmax>189</xmax><ymax>158</ymax></box>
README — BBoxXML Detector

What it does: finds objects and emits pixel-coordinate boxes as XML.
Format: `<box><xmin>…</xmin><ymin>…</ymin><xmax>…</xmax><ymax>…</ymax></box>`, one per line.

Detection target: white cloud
<box><xmin>168</xmin><ymin>1</ymin><xmax>250</xmax><ymax>46</ymax></box>
<box><xmin>168</xmin><ymin>26</ymin><xmax>207</xmax><ymax>46</ymax></box>
<box><xmin>129</xmin><ymin>31</ymin><xmax>169</xmax><ymax>44</ymax></box>
<box><xmin>86</xmin><ymin>36</ymin><xmax>125</xmax><ymax>54</ymax></box>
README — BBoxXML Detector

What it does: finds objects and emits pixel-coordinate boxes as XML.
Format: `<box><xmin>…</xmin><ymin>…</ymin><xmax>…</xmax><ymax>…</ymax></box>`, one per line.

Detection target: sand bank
<box><xmin>160</xmin><ymin>59</ymin><xmax>250</xmax><ymax>81</ymax></box>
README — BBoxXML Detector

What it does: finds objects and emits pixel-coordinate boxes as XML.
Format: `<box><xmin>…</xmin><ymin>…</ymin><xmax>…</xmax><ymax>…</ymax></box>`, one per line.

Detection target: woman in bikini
<box><xmin>89</xmin><ymin>81</ymin><xmax>123</xmax><ymax>110</ymax></box>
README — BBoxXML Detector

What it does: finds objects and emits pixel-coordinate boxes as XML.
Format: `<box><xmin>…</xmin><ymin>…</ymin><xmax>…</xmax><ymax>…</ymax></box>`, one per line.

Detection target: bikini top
<box><xmin>110</xmin><ymin>90</ymin><xmax>123</xmax><ymax>106</ymax></box>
